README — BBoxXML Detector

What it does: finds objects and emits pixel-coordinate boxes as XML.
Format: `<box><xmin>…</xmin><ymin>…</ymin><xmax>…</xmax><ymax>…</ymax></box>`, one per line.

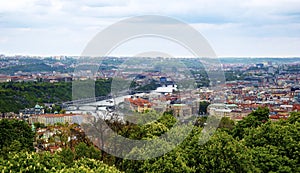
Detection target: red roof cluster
<box><xmin>238</xmin><ymin>104</ymin><xmax>261</xmax><ymax>109</ymax></box>
<box><xmin>269</xmin><ymin>115</ymin><xmax>288</xmax><ymax>119</ymax></box>
<box><xmin>125</xmin><ymin>98</ymin><xmax>152</xmax><ymax>107</ymax></box>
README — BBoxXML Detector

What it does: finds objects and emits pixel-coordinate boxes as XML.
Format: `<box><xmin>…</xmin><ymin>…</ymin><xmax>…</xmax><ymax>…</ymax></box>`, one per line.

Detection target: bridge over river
<box><xmin>62</xmin><ymin>95</ymin><xmax>131</xmax><ymax>113</ymax></box>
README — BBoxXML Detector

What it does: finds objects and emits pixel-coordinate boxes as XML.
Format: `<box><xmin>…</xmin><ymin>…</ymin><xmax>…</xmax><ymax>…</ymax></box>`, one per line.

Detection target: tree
<box><xmin>250</xmin><ymin>107</ymin><xmax>269</xmax><ymax>122</ymax></box>
<box><xmin>195</xmin><ymin>116</ymin><xmax>207</xmax><ymax>127</ymax></box>
<box><xmin>75</xmin><ymin>142</ymin><xmax>89</xmax><ymax>159</ymax></box>
<box><xmin>158</xmin><ymin>112</ymin><xmax>177</xmax><ymax>129</ymax></box>
<box><xmin>34</xmin><ymin>122</ymin><xmax>46</xmax><ymax>129</ymax></box>
<box><xmin>232</xmin><ymin>107</ymin><xmax>269</xmax><ymax>139</ymax></box>
<box><xmin>0</xmin><ymin>151</ymin><xmax>65</xmax><ymax>172</ymax></box>
<box><xmin>89</xmin><ymin>145</ymin><xmax>102</xmax><ymax>160</ymax></box>
<box><xmin>139</xmin><ymin>148</ymin><xmax>196</xmax><ymax>173</ymax></box>
<box><xmin>61</xmin><ymin>158</ymin><xmax>121</xmax><ymax>173</ymax></box>
<box><xmin>218</xmin><ymin>117</ymin><xmax>235</xmax><ymax>131</ymax></box>
<box><xmin>243</xmin><ymin>121</ymin><xmax>300</xmax><ymax>172</ymax></box>
<box><xmin>0</xmin><ymin>119</ymin><xmax>34</xmax><ymax>158</ymax></box>
<box><xmin>199</xmin><ymin>101</ymin><xmax>210</xmax><ymax>115</ymax></box>
<box><xmin>59</xmin><ymin>148</ymin><xmax>75</xmax><ymax>166</ymax></box>
<box><xmin>196</xmin><ymin>131</ymin><xmax>256</xmax><ymax>172</ymax></box>
<box><xmin>0</xmin><ymin>151</ymin><xmax>120</xmax><ymax>173</ymax></box>
<box><xmin>59</xmin><ymin>109</ymin><xmax>66</xmax><ymax>114</ymax></box>
<box><xmin>288</xmin><ymin>112</ymin><xmax>300</xmax><ymax>124</ymax></box>
<box><xmin>250</xmin><ymin>146</ymin><xmax>294</xmax><ymax>172</ymax></box>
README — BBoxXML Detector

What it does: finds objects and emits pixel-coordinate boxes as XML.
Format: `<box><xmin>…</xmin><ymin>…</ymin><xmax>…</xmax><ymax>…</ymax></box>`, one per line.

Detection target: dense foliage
<box><xmin>0</xmin><ymin>151</ymin><xmax>121</xmax><ymax>173</ymax></box>
<box><xmin>0</xmin><ymin>79</ymin><xmax>111</xmax><ymax>113</ymax></box>
<box><xmin>117</xmin><ymin>108</ymin><xmax>300</xmax><ymax>172</ymax></box>
<box><xmin>0</xmin><ymin>108</ymin><xmax>299</xmax><ymax>172</ymax></box>
<box><xmin>0</xmin><ymin>119</ymin><xmax>35</xmax><ymax>158</ymax></box>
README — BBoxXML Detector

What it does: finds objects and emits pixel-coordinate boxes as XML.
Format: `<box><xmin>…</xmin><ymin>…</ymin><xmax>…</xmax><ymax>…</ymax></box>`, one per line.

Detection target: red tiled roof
<box><xmin>125</xmin><ymin>98</ymin><xmax>152</xmax><ymax>107</ymax></box>
<box><xmin>293</xmin><ymin>104</ymin><xmax>300</xmax><ymax>111</ymax></box>
<box><xmin>269</xmin><ymin>115</ymin><xmax>288</xmax><ymax>119</ymax></box>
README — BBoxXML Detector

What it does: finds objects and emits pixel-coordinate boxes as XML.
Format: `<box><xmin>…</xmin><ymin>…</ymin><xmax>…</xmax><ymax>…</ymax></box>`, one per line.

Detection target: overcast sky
<box><xmin>0</xmin><ymin>0</ymin><xmax>300</xmax><ymax>57</ymax></box>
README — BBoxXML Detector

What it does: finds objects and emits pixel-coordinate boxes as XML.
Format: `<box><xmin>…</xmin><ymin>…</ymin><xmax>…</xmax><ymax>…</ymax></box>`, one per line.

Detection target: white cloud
<box><xmin>0</xmin><ymin>0</ymin><xmax>299</xmax><ymax>56</ymax></box>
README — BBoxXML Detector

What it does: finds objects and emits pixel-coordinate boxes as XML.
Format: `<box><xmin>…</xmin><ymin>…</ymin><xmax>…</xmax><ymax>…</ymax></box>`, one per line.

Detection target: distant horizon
<box><xmin>1</xmin><ymin>53</ymin><xmax>300</xmax><ymax>59</ymax></box>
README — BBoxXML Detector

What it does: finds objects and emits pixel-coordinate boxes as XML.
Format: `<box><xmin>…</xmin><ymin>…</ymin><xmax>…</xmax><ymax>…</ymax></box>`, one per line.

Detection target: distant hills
<box><xmin>219</xmin><ymin>57</ymin><xmax>300</xmax><ymax>64</ymax></box>
<box><xmin>0</xmin><ymin>63</ymin><xmax>73</xmax><ymax>75</ymax></box>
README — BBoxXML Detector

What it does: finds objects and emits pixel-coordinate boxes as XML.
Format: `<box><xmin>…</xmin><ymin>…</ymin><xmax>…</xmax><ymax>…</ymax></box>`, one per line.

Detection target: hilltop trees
<box><xmin>0</xmin><ymin>79</ymin><xmax>111</xmax><ymax>113</ymax></box>
<box><xmin>0</xmin><ymin>82</ymin><xmax>71</xmax><ymax>112</ymax></box>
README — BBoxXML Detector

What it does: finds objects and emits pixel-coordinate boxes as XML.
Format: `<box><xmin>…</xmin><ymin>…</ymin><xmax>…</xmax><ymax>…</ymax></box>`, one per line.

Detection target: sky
<box><xmin>0</xmin><ymin>0</ymin><xmax>300</xmax><ymax>57</ymax></box>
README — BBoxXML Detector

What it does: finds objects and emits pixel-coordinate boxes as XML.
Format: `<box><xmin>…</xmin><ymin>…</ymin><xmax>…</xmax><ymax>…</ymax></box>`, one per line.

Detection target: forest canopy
<box><xmin>0</xmin><ymin>108</ymin><xmax>299</xmax><ymax>172</ymax></box>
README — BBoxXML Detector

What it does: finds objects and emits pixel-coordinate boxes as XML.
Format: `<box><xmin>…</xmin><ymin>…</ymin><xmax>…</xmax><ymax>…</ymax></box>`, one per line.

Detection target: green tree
<box><xmin>288</xmin><ymin>111</ymin><xmax>300</xmax><ymax>124</ymax></box>
<box><xmin>232</xmin><ymin>107</ymin><xmax>269</xmax><ymax>139</ymax></box>
<box><xmin>195</xmin><ymin>116</ymin><xmax>207</xmax><ymax>127</ymax></box>
<box><xmin>250</xmin><ymin>146</ymin><xmax>294</xmax><ymax>172</ymax></box>
<box><xmin>140</xmin><ymin>122</ymin><xmax>169</xmax><ymax>139</ymax></box>
<box><xmin>140</xmin><ymin>148</ymin><xmax>196</xmax><ymax>173</ymax></box>
<box><xmin>61</xmin><ymin>158</ymin><xmax>121</xmax><ymax>173</ymax></box>
<box><xmin>158</xmin><ymin>112</ymin><xmax>177</xmax><ymax>129</ymax></box>
<box><xmin>0</xmin><ymin>151</ymin><xmax>120</xmax><ymax>173</ymax></box>
<box><xmin>218</xmin><ymin>117</ymin><xmax>235</xmax><ymax>131</ymax></box>
<box><xmin>59</xmin><ymin>148</ymin><xmax>75</xmax><ymax>166</ymax></box>
<box><xmin>250</xmin><ymin>107</ymin><xmax>269</xmax><ymax>122</ymax></box>
<box><xmin>34</xmin><ymin>122</ymin><xmax>46</xmax><ymax>129</ymax></box>
<box><xmin>89</xmin><ymin>145</ymin><xmax>102</xmax><ymax>160</ymax></box>
<box><xmin>75</xmin><ymin>142</ymin><xmax>89</xmax><ymax>159</ymax></box>
<box><xmin>196</xmin><ymin>131</ymin><xmax>256</xmax><ymax>172</ymax></box>
<box><xmin>0</xmin><ymin>151</ymin><xmax>65</xmax><ymax>172</ymax></box>
<box><xmin>59</xmin><ymin>109</ymin><xmax>66</xmax><ymax>114</ymax></box>
<box><xmin>244</xmin><ymin>121</ymin><xmax>300</xmax><ymax>172</ymax></box>
<box><xmin>0</xmin><ymin>119</ymin><xmax>34</xmax><ymax>158</ymax></box>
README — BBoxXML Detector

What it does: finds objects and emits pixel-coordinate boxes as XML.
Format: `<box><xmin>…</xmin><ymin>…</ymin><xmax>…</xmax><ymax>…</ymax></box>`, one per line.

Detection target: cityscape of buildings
<box><xmin>1</xmin><ymin>55</ymin><xmax>300</xmax><ymax>123</ymax></box>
